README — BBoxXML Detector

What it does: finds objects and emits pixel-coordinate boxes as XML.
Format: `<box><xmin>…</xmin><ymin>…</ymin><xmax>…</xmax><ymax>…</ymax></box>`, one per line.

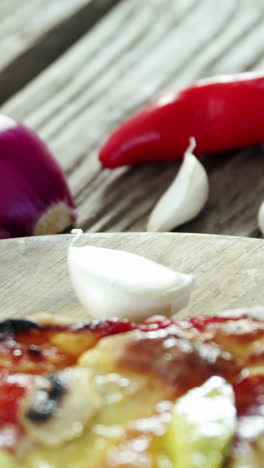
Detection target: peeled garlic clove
<box><xmin>0</xmin><ymin>114</ymin><xmax>76</xmax><ymax>238</ymax></box>
<box><xmin>68</xmin><ymin>244</ymin><xmax>195</xmax><ymax>321</ymax></box>
<box><xmin>257</xmin><ymin>200</ymin><xmax>264</xmax><ymax>236</ymax></box>
<box><xmin>147</xmin><ymin>138</ymin><xmax>209</xmax><ymax>232</ymax></box>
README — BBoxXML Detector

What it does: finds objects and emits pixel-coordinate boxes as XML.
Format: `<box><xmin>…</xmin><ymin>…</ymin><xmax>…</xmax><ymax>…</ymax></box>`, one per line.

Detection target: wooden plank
<box><xmin>2</xmin><ymin>0</ymin><xmax>264</xmax><ymax>237</ymax></box>
<box><xmin>0</xmin><ymin>0</ymin><xmax>121</xmax><ymax>103</ymax></box>
<box><xmin>1</xmin><ymin>233</ymin><xmax>264</xmax><ymax>320</ymax></box>
<box><xmin>0</xmin><ymin>0</ymin><xmax>89</xmax><ymax>70</ymax></box>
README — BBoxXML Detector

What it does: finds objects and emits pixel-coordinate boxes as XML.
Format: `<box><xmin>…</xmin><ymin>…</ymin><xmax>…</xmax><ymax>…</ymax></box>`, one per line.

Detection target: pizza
<box><xmin>0</xmin><ymin>310</ymin><xmax>263</xmax><ymax>467</ymax></box>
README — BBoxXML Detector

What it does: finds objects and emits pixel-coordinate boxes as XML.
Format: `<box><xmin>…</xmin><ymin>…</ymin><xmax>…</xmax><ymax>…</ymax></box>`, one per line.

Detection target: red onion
<box><xmin>0</xmin><ymin>115</ymin><xmax>76</xmax><ymax>239</ymax></box>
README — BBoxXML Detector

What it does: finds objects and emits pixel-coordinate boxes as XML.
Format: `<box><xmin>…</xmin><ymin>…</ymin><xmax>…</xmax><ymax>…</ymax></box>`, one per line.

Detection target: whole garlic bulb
<box><xmin>0</xmin><ymin>115</ymin><xmax>76</xmax><ymax>238</ymax></box>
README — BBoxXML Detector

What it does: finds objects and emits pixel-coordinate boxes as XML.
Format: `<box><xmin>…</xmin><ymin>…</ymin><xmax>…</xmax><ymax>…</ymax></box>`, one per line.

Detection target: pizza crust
<box><xmin>221</xmin><ymin>306</ymin><xmax>264</xmax><ymax>320</ymax></box>
<box><xmin>27</xmin><ymin>307</ymin><xmax>264</xmax><ymax>327</ymax></box>
<box><xmin>26</xmin><ymin>313</ymin><xmax>80</xmax><ymax>325</ymax></box>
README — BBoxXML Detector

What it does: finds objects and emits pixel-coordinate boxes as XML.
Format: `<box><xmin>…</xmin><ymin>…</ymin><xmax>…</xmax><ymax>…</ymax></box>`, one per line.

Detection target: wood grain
<box><xmin>1</xmin><ymin>233</ymin><xmax>264</xmax><ymax>321</ymax></box>
<box><xmin>2</xmin><ymin>0</ymin><xmax>264</xmax><ymax>237</ymax></box>
<box><xmin>0</xmin><ymin>0</ymin><xmax>90</xmax><ymax>70</ymax></box>
<box><xmin>0</xmin><ymin>0</ymin><xmax>121</xmax><ymax>103</ymax></box>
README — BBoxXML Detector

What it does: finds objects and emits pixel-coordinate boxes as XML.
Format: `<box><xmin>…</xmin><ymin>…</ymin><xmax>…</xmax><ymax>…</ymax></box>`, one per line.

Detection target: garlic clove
<box><xmin>257</xmin><ymin>200</ymin><xmax>264</xmax><ymax>236</ymax></box>
<box><xmin>147</xmin><ymin>138</ymin><xmax>209</xmax><ymax>232</ymax></box>
<box><xmin>20</xmin><ymin>367</ymin><xmax>101</xmax><ymax>447</ymax></box>
<box><xmin>0</xmin><ymin>115</ymin><xmax>76</xmax><ymax>238</ymax></box>
<box><xmin>68</xmin><ymin>244</ymin><xmax>195</xmax><ymax>321</ymax></box>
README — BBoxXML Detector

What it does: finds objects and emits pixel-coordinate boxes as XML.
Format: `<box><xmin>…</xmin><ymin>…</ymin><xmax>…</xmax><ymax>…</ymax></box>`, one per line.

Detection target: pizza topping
<box><xmin>0</xmin><ymin>372</ymin><xmax>36</xmax><ymax>453</ymax></box>
<box><xmin>0</xmin><ymin>373</ymin><xmax>34</xmax><ymax>426</ymax></box>
<box><xmin>0</xmin><ymin>320</ymin><xmax>40</xmax><ymax>338</ymax></box>
<box><xmin>221</xmin><ymin>307</ymin><xmax>264</xmax><ymax>321</ymax></box>
<box><xmin>0</xmin><ymin>319</ymin><xmax>137</xmax><ymax>375</ymax></box>
<box><xmin>0</xmin><ymin>425</ymin><xmax>22</xmax><ymax>455</ymax></box>
<box><xmin>0</xmin><ymin>449</ymin><xmax>17</xmax><ymax>467</ymax></box>
<box><xmin>20</xmin><ymin>367</ymin><xmax>101</xmax><ymax>447</ymax></box>
<box><xmin>166</xmin><ymin>376</ymin><xmax>236</xmax><ymax>468</ymax></box>
<box><xmin>119</xmin><ymin>330</ymin><xmax>241</xmax><ymax>395</ymax></box>
<box><xmin>0</xmin><ymin>314</ymin><xmax>262</xmax><ymax>466</ymax></box>
<box><xmin>227</xmin><ymin>376</ymin><xmax>264</xmax><ymax>466</ymax></box>
<box><xmin>27</xmin><ymin>346</ymin><xmax>43</xmax><ymax>360</ymax></box>
<box><xmin>209</xmin><ymin>319</ymin><xmax>264</xmax><ymax>341</ymax></box>
<box><xmin>234</xmin><ymin>375</ymin><xmax>264</xmax><ymax>436</ymax></box>
<box><xmin>24</xmin><ymin>374</ymin><xmax>65</xmax><ymax>424</ymax></box>
<box><xmin>68</xmin><ymin>241</ymin><xmax>195</xmax><ymax>321</ymax></box>
<box><xmin>188</xmin><ymin>315</ymin><xmax>246</xmax><ymax>332</ymax></box>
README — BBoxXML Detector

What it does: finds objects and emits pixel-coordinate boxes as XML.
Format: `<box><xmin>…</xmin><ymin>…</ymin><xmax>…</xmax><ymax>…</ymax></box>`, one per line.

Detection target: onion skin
<box><xmin>0</xmin><ymin>118</ymin><xmax>76</xmax><ymax>238</ymax></box>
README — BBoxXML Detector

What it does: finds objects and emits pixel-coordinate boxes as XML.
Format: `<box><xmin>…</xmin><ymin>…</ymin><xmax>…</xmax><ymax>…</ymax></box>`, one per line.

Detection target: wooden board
<box><xmin>0</xmin><ymin>0</ymin><xmax>121</xmax><ymax>103</ymax></box>
<box><xmin>0</xmin><ymin>0</ymin><xmax>88</xmax><ymax>70</ymax></box>
<box><xmin>1</xmin><ymin>233</ymin><xmax>264</xmax><ymax>322</ymax></box>
<box><xmin>2</xmin><ymin>0</ymin><xmax>264</xmax><ymax>237</ymax></box>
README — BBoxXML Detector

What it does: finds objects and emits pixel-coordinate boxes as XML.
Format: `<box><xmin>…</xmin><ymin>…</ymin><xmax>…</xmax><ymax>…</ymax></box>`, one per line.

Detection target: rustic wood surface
<box><xmin>0</xmin><ymin>0</ymin><xmax>121</xmax><ymax>103</ymax></box>
<box><xmin>1</xmin><ymin>0</ymin><xmax>264</xmax><ymax>236</ymax></box>
<box><xmin>1</xmin><ymin>233</ymin><xmax>264</xmax><ymax>320</ymax></box>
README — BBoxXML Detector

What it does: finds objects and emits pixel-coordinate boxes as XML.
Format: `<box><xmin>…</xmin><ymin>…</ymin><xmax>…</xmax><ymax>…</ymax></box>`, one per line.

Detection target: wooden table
<box><xmin>1</xmin><ymin>0</ymin><xmax>264</xmax><ymax>238</ymax></box>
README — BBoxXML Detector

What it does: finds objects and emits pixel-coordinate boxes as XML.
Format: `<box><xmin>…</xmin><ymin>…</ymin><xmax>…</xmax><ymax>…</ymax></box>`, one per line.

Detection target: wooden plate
<box><xmin>1</xmin><ymin>233</ymin><xmax>264</xmax><ymax>321</ymax></box>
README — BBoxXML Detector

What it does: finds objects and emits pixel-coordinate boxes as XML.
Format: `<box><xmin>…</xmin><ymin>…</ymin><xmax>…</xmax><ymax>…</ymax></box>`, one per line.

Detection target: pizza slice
<box><xmin>0</xmin><ymin>311</ymin><xmax>263</xmax><ymax>467</ymax></box>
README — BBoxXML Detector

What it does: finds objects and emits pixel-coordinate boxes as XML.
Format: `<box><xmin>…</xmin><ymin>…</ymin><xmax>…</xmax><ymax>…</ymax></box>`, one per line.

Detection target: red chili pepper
<box><xmin>99</xmin><ymin>72</ymin><xmax>264</xmax><ymax>168</ymax></box>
